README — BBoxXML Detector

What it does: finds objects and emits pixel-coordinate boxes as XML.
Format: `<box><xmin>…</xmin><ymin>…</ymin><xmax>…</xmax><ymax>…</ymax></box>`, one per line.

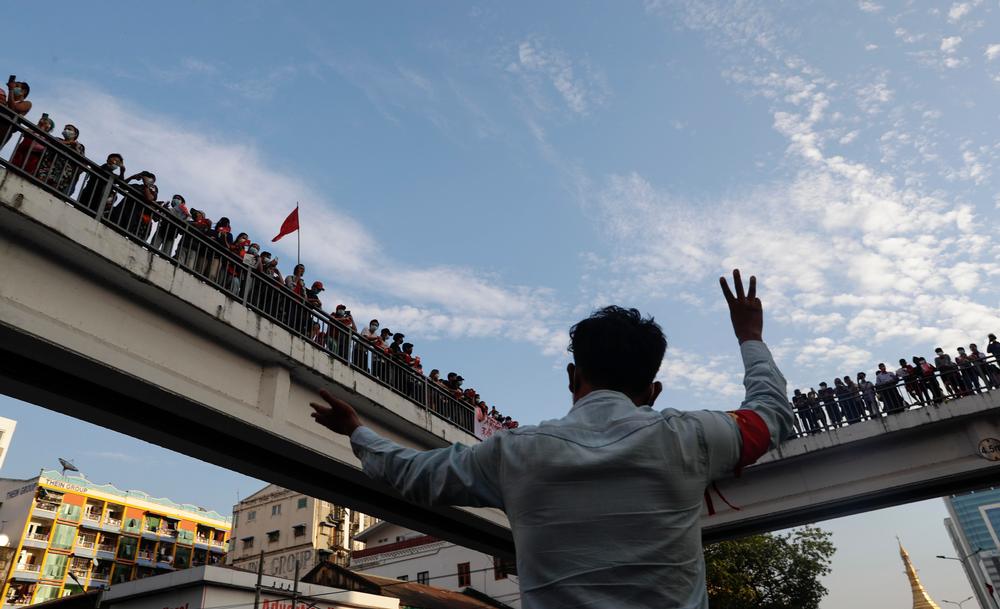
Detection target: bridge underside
<box><xmin>2</xmin><ymin>170</ymin><xmax>1000</xmax><ymax>556</ymax></box>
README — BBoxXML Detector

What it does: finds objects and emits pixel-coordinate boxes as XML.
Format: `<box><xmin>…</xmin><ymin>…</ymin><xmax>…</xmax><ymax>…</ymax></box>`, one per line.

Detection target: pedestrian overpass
<box><xmin>1</xmin><ymin>116</ymin><xmax>999</xmax><ymax>558</ymax></box>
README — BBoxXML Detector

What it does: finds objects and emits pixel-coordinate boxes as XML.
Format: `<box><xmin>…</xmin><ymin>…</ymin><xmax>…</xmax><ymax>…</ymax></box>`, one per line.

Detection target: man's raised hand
<box><xmin>310</xmin><ymin>389</ymin><xmax>363</xmax><ymax>436</ymax></box>
<box><xmin>719</xmin><ymin>269</ymin><xmax>764</xmax><ymax>345</ymax></box>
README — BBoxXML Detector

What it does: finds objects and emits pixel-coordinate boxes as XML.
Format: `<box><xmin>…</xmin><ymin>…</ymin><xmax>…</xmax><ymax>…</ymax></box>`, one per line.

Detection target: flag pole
<box><xmin>296</xmin><ymin>202</ymin><xmax>300</xmax><ymax>267</ymax></box>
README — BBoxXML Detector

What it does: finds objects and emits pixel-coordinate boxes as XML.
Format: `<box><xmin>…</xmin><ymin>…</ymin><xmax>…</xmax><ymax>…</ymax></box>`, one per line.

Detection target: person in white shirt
<box><xmin>310</xmin><ymin>270</ymin><xmax>794</xmax><ymax>609</ymax></box>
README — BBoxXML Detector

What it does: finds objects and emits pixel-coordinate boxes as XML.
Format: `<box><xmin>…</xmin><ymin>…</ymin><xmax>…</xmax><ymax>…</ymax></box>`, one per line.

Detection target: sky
<box><xmin>1</xmin><ymin>0</ymin><xmax>999</xmax><ymax>606</ymax></box>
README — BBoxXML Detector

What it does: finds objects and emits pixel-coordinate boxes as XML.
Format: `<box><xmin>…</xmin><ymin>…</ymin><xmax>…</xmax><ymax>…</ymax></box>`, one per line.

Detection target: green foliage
<box><xmin>705</xmin><ymin>526</ymin><xmax>836</xmax><ymax>609</ymax></box>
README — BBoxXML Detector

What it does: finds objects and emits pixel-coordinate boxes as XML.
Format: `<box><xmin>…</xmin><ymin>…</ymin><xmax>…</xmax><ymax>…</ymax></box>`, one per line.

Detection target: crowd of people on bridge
<box><xmin>0</xmin><ymin>72</ymin><xmax>519</xmax><ymax>430</ymax></box>
<box><xmin>791</xmin><ymin>335</ymin><xmax>1000</xmax><ymax>435</ymax></box>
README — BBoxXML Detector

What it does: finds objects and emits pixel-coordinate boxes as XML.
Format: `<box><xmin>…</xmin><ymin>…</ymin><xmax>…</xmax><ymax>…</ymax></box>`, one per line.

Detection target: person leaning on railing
<box><xmin>78</xmin><ymin>152</ymin><xmax>125</xmax><ymax>214</ymax></box>
<box><xmin>10</xmin><ymin>112</ymin><xmax>54</xmax><ymax>176</ymax></box>
<box><xmin>37</xmin><ymin>123</ymin><xmax>84</xmax><ymax>195</ymax></box>
<box><xmin>0</xmin><ymin>75</ymin><xmax>32</xmax><ymax>148</ymax></box>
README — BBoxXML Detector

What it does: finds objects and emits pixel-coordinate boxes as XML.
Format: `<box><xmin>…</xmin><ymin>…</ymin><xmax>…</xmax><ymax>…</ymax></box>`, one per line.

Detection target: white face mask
<box><xmin>143</xmin><ymin>177</ymin><xmax>154</xmax><ymax>186</ymax></box>
<box><xmin>62</xmin><ymin>129</ymin><xmax>74</xmax><ymax>139</ymax></box>
<box><xmin>172</xmin><ymin>198</ymin><xmax>182</xmax><ymax>206</ymax></box>
<box><xmin>370</xmin><ymin>324</ymin><xmax>378</xmax><ymax>331</ymax></box>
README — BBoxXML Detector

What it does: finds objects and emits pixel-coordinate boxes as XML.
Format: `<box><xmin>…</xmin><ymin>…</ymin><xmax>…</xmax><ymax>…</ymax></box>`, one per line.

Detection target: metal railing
<box><xmin>33</xmin><ymin>501</ymin><xmax>58</xmax><ymax>512</ymax></box>
<box><xmin>0</xmin><ymin>110</ymin><xmax>478</xmax><ymax>435</ymax></box>
<box><xmin>103</xmin><ymin>517</ymin><xmax>122</xmax><ymax>527</ymax></box>
<box><xmin>14</xmin><ymin>564</ymin><xmax>40</xmax><ymax>573</ymax></box>
<box><xmin>790</xmin><ymin>354</ymin><xmax>1000</xmax><ymax>437</ymax></box>
<box><xmin>26</xmin><ymin>532</ymin><xmax>49</xmax><ymax>542</ymax></box>
<box><xmin>75</xmin><ymin>538</ymin><xmax>96</xmax><ymax>549</ymax></box>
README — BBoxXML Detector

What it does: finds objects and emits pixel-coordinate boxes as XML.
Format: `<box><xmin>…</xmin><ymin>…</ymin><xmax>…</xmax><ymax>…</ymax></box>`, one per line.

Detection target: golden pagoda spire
<box><xmin>898</xmin><ymin>538</ymin><xmax>942</xmax><ymax>609</ymax></box>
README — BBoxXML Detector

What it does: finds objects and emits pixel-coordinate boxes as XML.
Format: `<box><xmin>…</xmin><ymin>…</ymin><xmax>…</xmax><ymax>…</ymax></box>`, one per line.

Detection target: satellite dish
<box><xmin>58</xmin><ymin>458</ymin><xmax>80</xmax><ymax>475</ymax></box>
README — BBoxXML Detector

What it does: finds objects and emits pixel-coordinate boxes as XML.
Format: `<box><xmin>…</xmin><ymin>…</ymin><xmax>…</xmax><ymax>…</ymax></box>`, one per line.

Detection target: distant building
<box><xmin>0</xmin><ymin>418</ymin><xmax>16</xmax><ymax>471</ymax></box>
<box><xmin>0</xmin><ymin>470</ymin><xmax>230</xmax><ymax>607</ymax></box>
<box><xmin>944</xmin><ymin>487</ymin><xmax>1000</xmax><ymax>609</ymax></box>
<box><xmin>349</xmin><ymin>521</ymin><xmax>519</xmax><ymax>608</ymax></box>
<box><xmin>226</xmin><ymin>485</ymin><xmax>376</xmax><ymax>578</ymax></box>
<box><xmin>898</xmin><ymin>539</ymin><xmax>942</xmax><ymax>609</ymax></box>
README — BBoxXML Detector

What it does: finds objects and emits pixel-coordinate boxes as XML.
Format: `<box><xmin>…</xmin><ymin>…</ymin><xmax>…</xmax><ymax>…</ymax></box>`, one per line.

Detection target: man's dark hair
<box><xmin>20</xmin><ymin>82</ymin><xmax>29</xmax><ymax>96</ymax></box>
<box><xmin>568</xmin><ymin>306</ymin><xmax>667</xmax><ymax>395</ymax></box>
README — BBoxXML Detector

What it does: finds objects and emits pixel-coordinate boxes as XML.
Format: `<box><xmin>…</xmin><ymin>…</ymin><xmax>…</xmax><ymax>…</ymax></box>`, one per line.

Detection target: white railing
<box><xmin>15</xmin><ymin>563</ymin><xmax>41</xmax><ymax>573</ymax></box>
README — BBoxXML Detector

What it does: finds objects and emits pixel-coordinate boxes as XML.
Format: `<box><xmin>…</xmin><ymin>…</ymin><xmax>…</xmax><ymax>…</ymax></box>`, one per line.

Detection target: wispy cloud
<box><xmin>506</xmin><ymin>37</ymin><xmax>610</xmax><ymax>116</ymax></box>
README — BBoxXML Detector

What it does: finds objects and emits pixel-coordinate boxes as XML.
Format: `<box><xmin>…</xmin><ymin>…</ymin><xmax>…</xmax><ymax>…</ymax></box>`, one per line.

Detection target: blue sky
<box><xmin>2</xmin><ymin>1</ymin><xmax>1000</xmax><ymax>606</ymax></box>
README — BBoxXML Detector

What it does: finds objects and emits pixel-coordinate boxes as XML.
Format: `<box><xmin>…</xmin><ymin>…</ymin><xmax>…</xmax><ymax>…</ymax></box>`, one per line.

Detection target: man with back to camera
<box><xmin>310</xmin><ymin>270</ymin><xmax>793</xmax><ymax>609</ymax></box>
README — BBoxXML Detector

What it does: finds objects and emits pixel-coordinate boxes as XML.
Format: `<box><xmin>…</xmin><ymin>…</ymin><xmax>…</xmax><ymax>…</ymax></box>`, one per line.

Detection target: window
<box><xmin>242</xmin><ymin>537</ymin><xmax>254</xmax><ymax>550</ymax></box>
<box><xmin>57</xmin><ymin>502</ymin><xmax>81</xmax><ymax>522</ymax></box>
<box><xmin>297</xmin><ymin>498</ymin><xmax>307</xmax><ymax>509</ymax></box>
<box><xmin>41</xmin><ymin>554</ymin><xmax>68</xmax><ymax>579</ymax></box>
<box><xmin>49</xmin><ymin>524</ymin><xmax>77</xmax><ymax>550</ymax></box>
<box><xmin>272</xmin><ymin>504</ymin><xmax>282</xmax><ymax>516</ymax></box>
<box><xmin>457</xmin><ymin>562</ymin><xmax>471</xmax><ymax>587</ymax></box>
<box><xmin>267</xmin><ymin>530</ymin><xmax>280</xmax><ymax>543</ymax></box>
<box><xmin>174</xmin><ymin>546</ymin><xmax>192</xmax><ymax>569</ymax></box>
<box><xmin>293</xmin><ymin>525</ymin><xmax>306</xmax><ymax>538</ymax></box>
<box><xmin>397</xmin><ymin>575</ymin><xmax>408</xmax><ymax>581</ymax></box>
<box><xmin>247</xmin><ymin>510</ymin><xmax>256</xmax><ymax>521</ymax></box>
<box><xmin>493</xmin><ymin>556</ymin><xmax>512</xmax><ymax>580</ymax></box>
<box><xmin>417</xmin><ymin>571</ymin><xmax>429</xmax><ymax>585</ymax></box>
<box><xmin>116</xmin><ymin>536</ymin><xmax>138</xmax><ymax>561</ymax></box>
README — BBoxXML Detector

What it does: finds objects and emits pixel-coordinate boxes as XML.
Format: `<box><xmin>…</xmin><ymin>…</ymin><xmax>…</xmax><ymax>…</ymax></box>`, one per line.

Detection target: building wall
<box><xmin>0</xmin><ymin>418</ymin><xmax>15</xmax><ymax>472</ymax></box>
<box><xmin>944</xmin><ymin>488</ymin><xmax>1000</xmax><ymax>609</ymax></box>
<box><xmin>351</xmin><ymin>523</ymin><xmax>519</xmax><ymax>608</ymax></box>
<box><xmin>0</xmin><ymin>471</ymin><xmax>231</xmax><ymax>608</ymax></box>
<box><xmin>227</xmin><ymin>485</ymin><xmax>376</xmax><ymax>579</ymax></box>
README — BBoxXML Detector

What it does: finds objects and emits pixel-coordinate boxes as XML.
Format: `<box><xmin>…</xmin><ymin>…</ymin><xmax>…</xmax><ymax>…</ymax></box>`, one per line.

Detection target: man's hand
<box><xmin>310</xmin><ymin>389</ymin><xmax>362</xmax><ymax>436</ymax></box>
<box><xmin>720</xmin><ymin>269</ymin><xmax>763</xmax><ymax>344</ymax></box>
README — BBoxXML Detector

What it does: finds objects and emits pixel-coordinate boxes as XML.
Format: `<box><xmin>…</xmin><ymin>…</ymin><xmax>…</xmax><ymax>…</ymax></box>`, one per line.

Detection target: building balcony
<box><xmin>34</xmin><ymin>500</ymin><xmax>60</xmax><ymax>513</ymax></box>
<box><xmin>102</xmin><ymin>517</ymin><xmax>122</xmax><ymax>529</ymax></box>
<box><xmin>97</xmin><ymin>543</ymin><xmax>116</xmax><ymax>553</ymax></box>
<box><xmin>89</xmin><ymin>572</ymin><xmax>110</xmax><ymax>583</ymax></box>
<box><xmin>75</xmin><ymin>538</ymin><xmax>96</xmax><ymax>549</ymax></box>
<box><xmin>137</xmin><ymin>550</ymin><xmax>155</xmax><ymax>561</ymax></box>
<box><xmin>15</xmin><ymin>563</ymin><xmax>41</xmax><ymax>573</ymax></box>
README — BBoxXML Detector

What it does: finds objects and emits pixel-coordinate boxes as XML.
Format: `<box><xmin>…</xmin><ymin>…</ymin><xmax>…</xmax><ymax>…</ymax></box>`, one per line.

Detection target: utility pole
<box><xmin>291</xmin><ymin>560</ymin><xmax>300</xmax><ymax>609</ymax></box>
<box><xmin>252</xmin><ymin>550</ymin><xmax>264</xmax><ymax>609</ymax></box>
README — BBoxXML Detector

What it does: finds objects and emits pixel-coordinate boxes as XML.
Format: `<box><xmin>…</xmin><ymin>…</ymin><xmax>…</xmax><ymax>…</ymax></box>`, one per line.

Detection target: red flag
<box><xmin>272</xmin><ymin>206</ymin><xmax>299</xmax><ymax>242</ymax></box>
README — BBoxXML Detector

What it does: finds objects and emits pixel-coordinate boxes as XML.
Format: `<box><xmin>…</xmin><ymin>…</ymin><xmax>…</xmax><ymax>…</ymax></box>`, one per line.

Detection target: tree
<box><xmin>705</xmin><ymin>526</ymin><xmax>835</xmax><ymax>609</ymax></box>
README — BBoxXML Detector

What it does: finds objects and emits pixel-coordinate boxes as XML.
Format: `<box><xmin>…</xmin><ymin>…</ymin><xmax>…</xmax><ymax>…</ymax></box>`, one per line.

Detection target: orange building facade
<box><xmin>0</xmin><ymin>470</ymin><xmax>230</xmax><ymax>607</ymax></box>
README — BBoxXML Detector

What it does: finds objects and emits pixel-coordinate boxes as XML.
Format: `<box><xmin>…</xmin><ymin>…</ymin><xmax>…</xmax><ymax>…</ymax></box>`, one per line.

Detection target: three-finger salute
<box><xmin>719</xmin><ymin>269</ymin><xmax>764</xmax><ymax>344</ymax></box>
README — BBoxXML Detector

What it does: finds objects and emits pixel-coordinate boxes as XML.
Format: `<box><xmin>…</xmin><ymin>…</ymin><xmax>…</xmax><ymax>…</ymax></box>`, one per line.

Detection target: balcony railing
<box><xmin>34</xmin><ymin>501</ymin><xmax>59</xmax><ymax>512</ymax></box>
<box><xmin>15</xmin><ymin>563</ymin><xmax>41</xmax><ymax>573</ymax></box>
<box><xmin>83</xmin><ymin>510</ymin><xmax>102</xmax><ymax>521</ymax></box>
<box><xmin>137</xmin><ymin>550</ymin><xmax>154</xmax><ymax>560</ymax></box>
<box><xmin>8</xmin><ymin>598</ymin><xmax>32</xmax><ymax>606</ymax></box>
<box><xmin>97</xmin><ymin>543</ymin><xmax>116</xmax><ymax>552</ymax></box>
<box><xmin>90</xmin><ymin>572</ymin><xmax>110</xmax><ymax>582</ymax></box>
<box><xmin>0</xmin><ymin>108</ymin><xmax>477</xmax><ymax>435</ymax></box>
<box><xmin>75</xmin><ymin>538</ymin><xmax>96</xmax><ymax>549</ymax></box>
<box><xmin>103</xmin><ymin>517</ymin><xmax>122</xmax><ymax>527</ymax></box>
<box><xmin>26</xmin><ymin>532</ymin><xmax>50</xmax><ymax>542</ymax></box>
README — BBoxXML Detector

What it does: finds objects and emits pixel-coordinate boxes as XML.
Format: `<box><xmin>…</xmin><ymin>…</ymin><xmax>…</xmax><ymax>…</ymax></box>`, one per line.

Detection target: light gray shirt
<box><xmin>350</xmin><ymin>340</ymin><xmax>792</xmax><ymax>609</ymax></box>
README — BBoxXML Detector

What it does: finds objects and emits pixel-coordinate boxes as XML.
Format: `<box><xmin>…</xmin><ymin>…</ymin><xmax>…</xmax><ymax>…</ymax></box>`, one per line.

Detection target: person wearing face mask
<box><xmin>151</xmin><ymin>194</ymin><xmax>190</xmax><ymax>255</ymax></box>
<box><xmin>0</xmin><ymin>76</ymin><xmax>32</xmax><ymax>148</ymax></box>
<box><xmin>206</xmin><ymin>217</ymin><xmax>234</xmax><ymax>285</ymax></box>
<box><xmin>37</xmin><ymin>124</ymin><xmax>85</xmax><ymax>195</ymax></box>
<box><xmin>176</xmin><ymin>208</ymin><xmax>207</xmax><ymax>270</ymax></box>
<box><xmin>116</xmin><ymin>171</ymin><xmax>159</xmax><ymax>240</ymax></box>
<box><xmin>10</xmin><ymin>113</ymin><xmax>54</xmax><ymax>176</ymax></box>
<box><xmin>358</xmin><ymin>319</ymin><xmax>380</xmax><ymax>372</ymax></box>
<box><xmin>79</xmin><ymin>152</ymin><xmax>125</xmax><ymax>214</ymax></box>
<box><xmin>243</xmin><ymin>243</ymin><xmax>261</xmax><ymax>269</ymax></box>
<box><xmin>226</xmin><ymin>232</ymin><xmax>250</xmax><ymax>294</ymax></box>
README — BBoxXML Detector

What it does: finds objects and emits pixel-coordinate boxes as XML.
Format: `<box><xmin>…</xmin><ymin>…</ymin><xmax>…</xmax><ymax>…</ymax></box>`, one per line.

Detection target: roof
<box><xmin>303</xmin><ymin>561</ymin><xmax>514</xmax><ymax>609</ymax></box>
<box><xmin>36</xmin><ymin>469</ymin><xmax>231</xmax><ymax>523</ymax></box>
<box><xmin>22</xmin><ymin>590</ymin><xmax>102</xmax><ymax>609</ymax></box>
<box><xmin>353</xmin><ymin>519</ymin><xmax>400</xmax><ymax>542</ymax></box>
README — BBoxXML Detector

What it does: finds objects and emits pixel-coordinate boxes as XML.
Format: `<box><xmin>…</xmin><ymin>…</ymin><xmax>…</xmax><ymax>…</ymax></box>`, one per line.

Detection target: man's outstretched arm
<box><xmin>693</xmin><ymin>270</ymin><xmax>795</xmax><ymax>480</ymax></box>
<box><xmin>310</xmin><ymin>391</ymin><xmax>504</xmax><ymax>509</ymax></box>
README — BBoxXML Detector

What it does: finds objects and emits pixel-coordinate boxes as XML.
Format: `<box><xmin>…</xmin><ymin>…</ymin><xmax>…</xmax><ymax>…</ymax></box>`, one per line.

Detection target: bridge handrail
<box><xmin>790</xmin><ymin>353</ymin><xmax>1000</xmax><ymax>438</ymax></box>
<box><xmin>0</xmin><ymin>110</ymin><xmax>477</xmax><ymax>435</ymax></box>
